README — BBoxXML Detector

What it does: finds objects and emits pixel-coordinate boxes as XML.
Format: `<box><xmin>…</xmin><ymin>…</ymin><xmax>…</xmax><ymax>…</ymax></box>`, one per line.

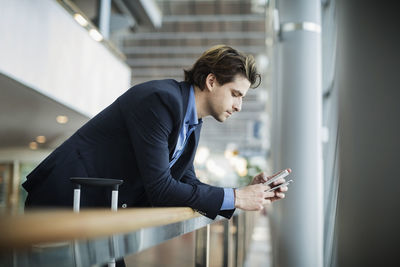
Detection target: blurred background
<box><xmin>0</xmin><ymin>0</ymin><xmax>399</xmax><ymax>266</ymax></box>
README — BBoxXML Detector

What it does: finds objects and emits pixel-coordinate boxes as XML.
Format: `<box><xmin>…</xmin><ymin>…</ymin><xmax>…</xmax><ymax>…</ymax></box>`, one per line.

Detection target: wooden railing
<box><xmin>0</xmin><ymin>208</ymin><xmax>199</xmax><ymax>250</ymax></box>
<box><xmin>0</xmin><ymin>208</ymin><xmax>255</xmax><ymax>267</ymax></box>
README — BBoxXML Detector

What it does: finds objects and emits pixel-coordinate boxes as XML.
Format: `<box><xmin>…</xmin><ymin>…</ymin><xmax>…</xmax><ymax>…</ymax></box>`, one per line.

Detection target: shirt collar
<box><xmin>185</xmin><ymin>85</ymin><xmax>200</xmax><ymax>126</ymax></box>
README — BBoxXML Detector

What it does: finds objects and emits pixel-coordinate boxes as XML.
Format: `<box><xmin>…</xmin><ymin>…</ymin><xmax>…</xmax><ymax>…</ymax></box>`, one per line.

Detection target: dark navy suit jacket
<box><xmin>23</xmin><ymin>79</ymin><xmax>234</xmax><ymax>219</ymax></box>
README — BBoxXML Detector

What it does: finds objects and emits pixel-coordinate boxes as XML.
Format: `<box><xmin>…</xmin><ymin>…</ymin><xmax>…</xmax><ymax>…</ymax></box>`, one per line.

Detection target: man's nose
<box><xmin>233</xmin><ymin>98</ymin><xmax>242</xmax><ymax>112</ymax></box>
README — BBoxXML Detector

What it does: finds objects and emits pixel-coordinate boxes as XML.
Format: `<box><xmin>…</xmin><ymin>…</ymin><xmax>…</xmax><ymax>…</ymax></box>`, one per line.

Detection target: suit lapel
<box><xmin>168</xmin><ymin>81</ymin><xmax>191</xmax><ymax>159</ymax></box>
<box><xmin>170</xmin><ymin>122</ymin><xmax>202</xmax><ymax>180</ymax></box>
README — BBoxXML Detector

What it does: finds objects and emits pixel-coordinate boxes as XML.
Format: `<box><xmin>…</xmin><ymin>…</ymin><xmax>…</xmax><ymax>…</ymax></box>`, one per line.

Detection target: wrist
<box><xmin>234</xmin><ymin>188</ymin><xmax>240</xmax><ymax>208</ymax></box>
<box><xmin>233</xmin><ymin>188</ymin><xmax>236</xmax><ymax>207</ymax></box>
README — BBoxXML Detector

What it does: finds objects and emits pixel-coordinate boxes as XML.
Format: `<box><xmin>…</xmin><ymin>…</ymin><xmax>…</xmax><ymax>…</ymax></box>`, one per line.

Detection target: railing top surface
<box><xmin>0</xmin><ymin>207</ymin><xmax>202</xmax><ymax>250</ymax></box>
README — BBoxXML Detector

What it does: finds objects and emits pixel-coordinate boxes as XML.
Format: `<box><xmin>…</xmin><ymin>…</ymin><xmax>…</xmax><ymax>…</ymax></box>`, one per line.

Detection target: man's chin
<box><xmin>212</xmin><ymin>114</ymin><xmax>227</xmax><ymax>122</ymax></box>
<box><xmin>217</xmin><ymin>115</ymin><xmax>228</xmax><ymax>122</ymax></box>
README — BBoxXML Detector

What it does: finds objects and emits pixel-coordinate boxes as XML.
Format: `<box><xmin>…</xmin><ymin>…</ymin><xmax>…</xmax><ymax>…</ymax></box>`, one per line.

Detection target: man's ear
<box><xmin>205</xmin><ymin>73</ymin><xmax>216</xmax><ymax>92</ymax></box>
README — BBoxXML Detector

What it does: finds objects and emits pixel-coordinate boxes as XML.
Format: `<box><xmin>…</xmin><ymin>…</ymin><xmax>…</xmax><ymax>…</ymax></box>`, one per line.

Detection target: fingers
<box><xmin>262</xmin><ymin>199</ymin><xmax>271</xmax><ymax>206</ymax></box>
<box><xmin>260</xmin><ymin>172</ymin><xmax>267</xmax><ymax>183</ymax></box>
<box><xmin>263</xmin><ymin>189</ymin><xmax>285</xmax><ymax>199</ymax></box>
<box><xmin>271</xmin><ymin>178</ymin><xmax>286</xmax><ymax>186</ymax></box>
<box><xmin>279</xmin><ymin>186</ymin><xmax>288</xmax><ymax>192</ymax></box>
<box><xmin>263</xmin><ymin>184</ymin><xmax>288</xmax><ymax>200</ymax></box>
<box><xmin>263</xmin><ymin>190</ymin><xmax>274</xmax><ymax>199</ymax></box>
<box><xmin>256</xmin><ymin>172</ymin><xmax>268</xmax><ymax>183</ymax></box>
<box><xmin>236</xmin><ymin>183</ymin><xmax>288</xmax><ymax>211</ymax></box>
<box><xmin>254</xmin><ymin>185</ymin><xmax>273</xmax><ymax>210</ymax></box>
<box><xmin>250</xmin><ymin>172</ymin><xmax>267</xmax><ymax>185</ymax></box>
<box><xmin>257</xmin><ymin>183</ymin><xmax>271</xmax><ymax>191</ymax></box>
<box><xmin>254</xmin><ymin>168</ymin><xmax>292</xmax><ymax>185</ymax></box>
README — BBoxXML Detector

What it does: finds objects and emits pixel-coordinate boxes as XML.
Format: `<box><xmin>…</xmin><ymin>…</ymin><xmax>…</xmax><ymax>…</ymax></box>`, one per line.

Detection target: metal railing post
<box><xmin>195</xmin><ymin>224</ymin><xmax>210</xmax><ymax>267</ymax></box>
<box><xmin>222</xmin><ymin>219</ymin><xmax>231</xmax><ymax>267</ymax></box>
<box><xmin>236</xmin><ymin>213</ymin><xmax>245</xmax><ymax>267</ymax></box>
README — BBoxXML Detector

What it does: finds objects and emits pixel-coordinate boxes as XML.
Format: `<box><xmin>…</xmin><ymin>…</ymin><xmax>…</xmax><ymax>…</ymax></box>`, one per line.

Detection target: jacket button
<box><xmin>122</xmin><ymin>204</ymin><xmax>127</xmax><ymax>208</ymax></box>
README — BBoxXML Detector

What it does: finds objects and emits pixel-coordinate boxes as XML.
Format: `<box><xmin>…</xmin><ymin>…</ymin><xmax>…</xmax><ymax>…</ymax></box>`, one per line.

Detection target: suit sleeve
<box><xmin>180</xmin><ymin>165</ymin><xmax>206</xmax><ymax>186</ymax></box>
<box><xmin>181</xmin><ymin>165</ymin><xmax>236</xmax><ymax>219</ymax></box>
<box><xmin>119</xmin><ymin>90</ymin><xmax>225</xmax><ymax>219</ymax></box>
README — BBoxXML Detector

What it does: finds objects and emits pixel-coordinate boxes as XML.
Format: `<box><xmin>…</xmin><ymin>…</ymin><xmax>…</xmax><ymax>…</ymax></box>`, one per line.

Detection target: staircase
<box><xmin>119</xmin><ymin>0</ymin><xmax>271</xmax><ymax>154</ymax></box>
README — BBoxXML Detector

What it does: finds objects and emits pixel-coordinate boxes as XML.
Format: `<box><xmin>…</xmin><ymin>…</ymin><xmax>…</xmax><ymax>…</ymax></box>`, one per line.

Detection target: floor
<box><xmin>244</xmin><ymin>214</ymin><xmax>272</xmax><ymax>267</ymax></box>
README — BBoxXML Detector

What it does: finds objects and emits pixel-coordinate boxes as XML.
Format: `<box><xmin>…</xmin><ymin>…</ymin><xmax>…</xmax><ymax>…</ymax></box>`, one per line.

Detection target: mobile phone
<box><xmin>265</xmin><ymin>169</ymin><xmax>290</xmax><ymax>186</ymax></box>
<box><xmin>267</xmin><ymin>180</ymin><xmax>293</xmax><ymax>192</ymax></box>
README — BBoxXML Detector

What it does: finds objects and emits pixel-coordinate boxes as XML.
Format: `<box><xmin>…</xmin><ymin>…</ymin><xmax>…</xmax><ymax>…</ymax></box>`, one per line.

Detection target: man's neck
<box><xmin>194</xmin><ymin>85</ymin><xmax>209</xmax><ymax>119</ymax></box>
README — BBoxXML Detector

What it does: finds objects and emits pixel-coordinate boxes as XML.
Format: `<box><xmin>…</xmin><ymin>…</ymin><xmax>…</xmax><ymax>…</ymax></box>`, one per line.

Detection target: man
<box><xmin>23</xmin><ymin>45</ymin><xmax>289</xmax><ymax>220</ymax></box>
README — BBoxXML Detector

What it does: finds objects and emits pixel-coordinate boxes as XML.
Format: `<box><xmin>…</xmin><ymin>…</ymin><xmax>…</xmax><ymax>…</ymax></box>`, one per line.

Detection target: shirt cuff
<box><xmin>220</xmin><ymin>188</ymin><xmax>235</xmax><ymax>210</ymax></box>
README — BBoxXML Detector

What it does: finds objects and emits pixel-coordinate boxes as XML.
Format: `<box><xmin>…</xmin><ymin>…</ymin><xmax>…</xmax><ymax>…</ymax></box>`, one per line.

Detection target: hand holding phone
<box><xmin>265</xmin><ymin>169</ymin><xmax>290</xmax><ymax>186</ymax></box>
<box><xmin>267</xmin><ymin>180</ymin><xmax>293</xmax><ymax>192</ymax></box>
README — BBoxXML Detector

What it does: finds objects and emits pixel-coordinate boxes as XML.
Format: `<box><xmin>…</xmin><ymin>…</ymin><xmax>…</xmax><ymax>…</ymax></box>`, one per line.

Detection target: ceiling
<box><xmin>0</xmin><ymin>0</ymin><xmax>271</xmax><ymax>154</ymax></box>
<box><xmin>0</xmin><ymin>73</ymin><xmax>89</xmax><ymax>150</ymax></box>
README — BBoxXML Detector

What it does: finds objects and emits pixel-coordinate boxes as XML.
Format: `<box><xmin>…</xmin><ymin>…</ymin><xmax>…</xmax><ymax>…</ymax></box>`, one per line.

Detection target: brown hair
<box><xmin>184</xmin><ymin>45</ymin><xmax>261</xmax><ymax>90</ymax></box>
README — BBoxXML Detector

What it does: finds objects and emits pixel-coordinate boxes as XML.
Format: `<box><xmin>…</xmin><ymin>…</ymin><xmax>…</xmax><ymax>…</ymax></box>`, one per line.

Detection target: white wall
<box><xmin>0</xmin><ymin>0</ymin><xmax>131</xmax><ymax>117</ymax></box>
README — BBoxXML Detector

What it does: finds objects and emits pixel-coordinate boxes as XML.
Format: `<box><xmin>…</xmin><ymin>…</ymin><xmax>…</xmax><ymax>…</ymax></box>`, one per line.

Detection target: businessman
<box><xmin>23</xmin><ymin>45</ymin><xmax>289</xmax><ymax>220</ymax></box>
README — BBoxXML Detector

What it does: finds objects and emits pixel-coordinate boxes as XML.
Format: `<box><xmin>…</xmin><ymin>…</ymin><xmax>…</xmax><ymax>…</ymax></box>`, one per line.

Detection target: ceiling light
<box><xmin>56</xmin><ymin>115</ymin><xmax>68</xmax><ymax>124</ymax></box>
<box><xmin>89</xmin><ymin>29</ymin><xmax>103</xmax><ymax>42</ymax></box>
<box><xmin>74</xmin><ymin>13</ymin><xmax>88</xmax><ymax>27</ymax></box>
<box><xmin>36</xmin><ymin>136</ymin><xmax>46</xmax><ymax>143</ymax></box>
<box><xmin>29</xmin><ymin>142</ymin><xmax>38</xmax><ymax>150</ymax></box>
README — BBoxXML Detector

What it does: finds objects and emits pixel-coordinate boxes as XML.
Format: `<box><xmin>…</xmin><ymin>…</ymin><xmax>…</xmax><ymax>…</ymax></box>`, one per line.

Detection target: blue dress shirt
<box><xmin>170</xmin><ymin>86</ymin><xmax>235</xmax><ymax>211</ymax></box>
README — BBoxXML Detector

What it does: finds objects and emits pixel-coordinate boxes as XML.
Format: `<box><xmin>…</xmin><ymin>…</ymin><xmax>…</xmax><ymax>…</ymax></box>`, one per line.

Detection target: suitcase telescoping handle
<box><xmin>70</xmin><ymin>177</ymin><xmax>124</xmax><ymax>212</ymax></box>
<box><xmin>70</xmin><ymin>178</ymin><xmax>123</xmax><ymax>267</ymax></box>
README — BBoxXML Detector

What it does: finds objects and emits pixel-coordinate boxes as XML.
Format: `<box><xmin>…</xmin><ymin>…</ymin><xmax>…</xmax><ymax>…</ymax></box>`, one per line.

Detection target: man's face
<box><xmin>206</xmin><ymin>74</ymin><xmax>250</xmax><ymax>122</ymax></box>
